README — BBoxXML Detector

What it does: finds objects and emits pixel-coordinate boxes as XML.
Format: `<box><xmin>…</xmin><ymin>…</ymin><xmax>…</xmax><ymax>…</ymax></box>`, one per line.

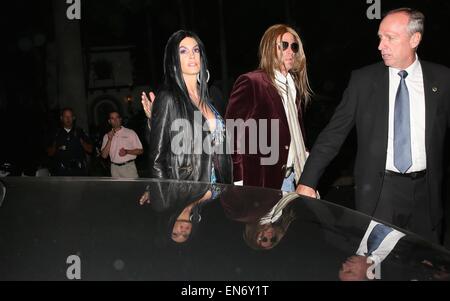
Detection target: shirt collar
<box><xmin>274</xmin><ymin>70</ymin><xmax>294</xmax><ymax>85</ymax></box>
<box><xmin>389</xmin><ymin>54</ymin><xmax>420</xmax><ymax>78</ymax></box>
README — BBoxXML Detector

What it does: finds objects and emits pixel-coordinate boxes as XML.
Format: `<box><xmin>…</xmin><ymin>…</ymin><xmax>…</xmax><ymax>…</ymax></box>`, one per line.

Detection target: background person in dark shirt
<box><xmin>47</xmin><ymin>108</ymin><xmax>93</xmax><ymax>176</ymax></box>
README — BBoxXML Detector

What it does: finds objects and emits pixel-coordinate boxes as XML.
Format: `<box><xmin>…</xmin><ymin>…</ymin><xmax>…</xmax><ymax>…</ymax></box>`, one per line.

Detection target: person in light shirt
<box><xmin>101</xmin><ymin>111</ymin><xmax>143</xmax><ymax>178</ymax></box>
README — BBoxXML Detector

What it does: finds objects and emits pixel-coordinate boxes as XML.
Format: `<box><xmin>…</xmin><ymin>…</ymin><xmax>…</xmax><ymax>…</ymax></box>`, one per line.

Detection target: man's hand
<box><xmin>296</xmin><ymin>184</ymin><xmax>317</xmax><ymax>198</ymax></box>
<box><xmin>107</xmin><ymin>130</ymin><xmax>115</xmax><ymax>141</ymax></box>
<box><xmin>141</xmin><ymin>91</ymin><xmax>155</xmax><ymax>119</ymax></box>
<box><xmin>119</xmin><ymin>148</ymin><xmax>128</xmax><ymax>157</ymax></box>
<box><xmin>339</xmin><ymin>256</ymin><xmax>371</xmax><ymax>281</ymax></box>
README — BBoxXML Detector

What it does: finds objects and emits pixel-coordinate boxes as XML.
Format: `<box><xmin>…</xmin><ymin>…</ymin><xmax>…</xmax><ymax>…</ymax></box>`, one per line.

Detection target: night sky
<box><xmin>3</xmin><ymin>1</ymin><xmax>450</xmax><ymax>96</ymax></box>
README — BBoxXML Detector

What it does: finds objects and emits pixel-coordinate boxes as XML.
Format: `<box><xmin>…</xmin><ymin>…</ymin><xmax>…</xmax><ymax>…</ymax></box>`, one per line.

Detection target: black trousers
<box><xmin>373</xmin><ymin>172</ymin><xmax>441</xmax><ymax>244</ymax></box>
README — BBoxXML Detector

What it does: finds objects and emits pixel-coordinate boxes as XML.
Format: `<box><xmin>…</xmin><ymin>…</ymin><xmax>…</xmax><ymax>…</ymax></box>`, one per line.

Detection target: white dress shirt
<box><xmin>356</xmin><ymin>220</ymin><xmax>406</xmax><ymax>268</ymax></box>
<box><xmin>385</xmin><ymin>55</ymin><xmax>426</xmax><ymax>172</ymax></box>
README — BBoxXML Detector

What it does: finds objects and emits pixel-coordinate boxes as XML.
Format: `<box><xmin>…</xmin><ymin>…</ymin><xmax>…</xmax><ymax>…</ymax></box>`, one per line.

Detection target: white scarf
<box><xmin>259</xmin><ymin>192</ymin><xmax>298</xmax><ymax>225</ymax></box>
<box><xmin>274</xmin><ymin>71</ymin><xmax>308</xmax><ymax>184</ymax></box>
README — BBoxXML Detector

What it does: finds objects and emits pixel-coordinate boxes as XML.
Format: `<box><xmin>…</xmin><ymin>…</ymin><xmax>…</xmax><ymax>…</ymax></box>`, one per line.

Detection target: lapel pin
<box><xmin>432</xmin><ymin>87</ymin><xmax>438</xmax><ymax>92</ymax></box>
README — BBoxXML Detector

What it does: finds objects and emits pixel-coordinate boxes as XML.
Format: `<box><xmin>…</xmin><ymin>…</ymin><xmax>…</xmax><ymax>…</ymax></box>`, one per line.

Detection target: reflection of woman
<box><xmin>170</xmin><ymin>190</ymin><xmax>212</xmax><ymax>243</ymax></box>
<box><xmin>141</xmin><ymin>181</ymin><xmax>222</xmax><ymax>245</ymax></box>
<box><xmin>146</xmin><ymin>30</ymin><xmax>232</xmax><ymax>184</ymax></box>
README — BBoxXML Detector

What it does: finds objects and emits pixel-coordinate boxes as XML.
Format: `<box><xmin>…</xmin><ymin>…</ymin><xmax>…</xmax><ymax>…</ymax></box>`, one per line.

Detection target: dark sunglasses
<box><xmin>279</xmin><ymin>41</ymin><xmax>299</xmax><ymax>53</ymax></box>
<box><xmin>258</xmin><ymin>236</ymin><xmax>278</xmax><ymax>243</ymax></box>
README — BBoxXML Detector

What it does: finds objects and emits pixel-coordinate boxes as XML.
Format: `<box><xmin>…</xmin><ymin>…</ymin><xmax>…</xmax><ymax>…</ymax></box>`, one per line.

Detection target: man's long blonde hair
<box><xmin>259</xmin><ymin>24</ymin><xmax>312</xmax><ymax>105</ymax></box>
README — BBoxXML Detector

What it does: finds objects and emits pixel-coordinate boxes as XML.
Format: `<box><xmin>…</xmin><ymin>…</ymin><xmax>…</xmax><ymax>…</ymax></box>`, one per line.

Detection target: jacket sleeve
<box><xmin>147</xmin><ymin>91</ymin><xmax>174</xmax><ymax>179</ymax></box>
<box><xmin>225</xmin><ymin>74</ymin><xmax>255</xmax><ymax>183</ymax></box>
<box><xmin>299</xmin><ymin>71</ymin><xmax>359</xmax><ymax>189</ymax></box>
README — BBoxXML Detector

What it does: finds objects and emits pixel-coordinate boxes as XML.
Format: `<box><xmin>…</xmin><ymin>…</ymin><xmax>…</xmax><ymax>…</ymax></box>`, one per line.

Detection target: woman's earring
<box><xmin>197</xmin><ymin>70</ymin><xmax>210</xmax><ymax>84</ymax></box>
<box><xmin>190</xmin><ymin>212</ymin><xmax>202</xmax><ymax>223</ymax></box>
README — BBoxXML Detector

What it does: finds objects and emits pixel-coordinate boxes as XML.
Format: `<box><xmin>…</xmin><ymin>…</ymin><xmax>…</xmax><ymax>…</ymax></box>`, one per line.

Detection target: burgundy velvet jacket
<box><xmin>225</xmin><ymin>69</ymin><xmax>306</xmax><ymax>190</ymax></box>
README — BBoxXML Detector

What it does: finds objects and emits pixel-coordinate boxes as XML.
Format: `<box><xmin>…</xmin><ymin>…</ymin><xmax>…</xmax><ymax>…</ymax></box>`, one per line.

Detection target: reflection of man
<box><xmin>221</xmin><ymin>186</ymin><xmax>298</xmax><ymax>250</ymax></box>
<box><xmin>248</xmin><ymin>193</ymin><xmax>298</xmax><ymax>250</ymax></box>
<box><xmin>339</xmin><ymin>256</ymin><xmax>372</xmax><ymax>281</ymax></box>
<box><xmin>339</xmin><ymin>221</ymin><xmax>405</xmax><ymax>281</ymax></box>
<box><xmin>47</xmin><ymin>108</ymin><xmax>93</xmax><ymax>176</ymax></box>
<box><xmin>101</xmin><ymin>111</ymin><xmax>143</xmax><ymax>178</ymax></box>
<box><xmin>297</xmin><ymin>8</ymin><xmax>450</xmax><ymax>243</ymax></box>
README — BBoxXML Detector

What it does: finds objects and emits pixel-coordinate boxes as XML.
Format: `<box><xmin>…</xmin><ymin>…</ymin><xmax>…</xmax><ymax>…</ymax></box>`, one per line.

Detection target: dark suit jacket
<box><xmin>225</xmin><ymin>69</ymin><xmax>306</xmax><ymax>189</ymax></box>
<box><xmin>300</xmin><ymin>61</ymin><xmax>450</xmax><ymax>227</ymax></box>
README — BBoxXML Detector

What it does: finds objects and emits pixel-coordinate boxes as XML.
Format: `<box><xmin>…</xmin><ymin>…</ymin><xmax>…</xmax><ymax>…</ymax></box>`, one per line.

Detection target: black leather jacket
<box><xmin>148</xmin><ymin>89</ymin><xmax>232</xmax><ymax>184</ymax></box>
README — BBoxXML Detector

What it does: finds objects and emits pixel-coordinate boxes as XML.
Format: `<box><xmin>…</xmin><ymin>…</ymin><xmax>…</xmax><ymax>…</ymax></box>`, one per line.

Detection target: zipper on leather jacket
<box><xmin>179</xmin><ymin>166</ymin><xmax>193</xmax><ymax>172</ymax></box>
<box><xmin>212</xmin><ymin>154</ymin><xmax>221</xmax><ymax>183</ymax></box>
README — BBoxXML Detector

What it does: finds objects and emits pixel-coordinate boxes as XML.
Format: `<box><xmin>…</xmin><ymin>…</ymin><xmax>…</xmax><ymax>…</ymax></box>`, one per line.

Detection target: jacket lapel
<box><xmin>421</xmin><ymin>61</ymin><xmax>439</xmax><ymax>155</ymax></box>
<box><xmin>372</xmin><ymin>64</ymin><xmax>390</xmax><ymax>161</ymax></box>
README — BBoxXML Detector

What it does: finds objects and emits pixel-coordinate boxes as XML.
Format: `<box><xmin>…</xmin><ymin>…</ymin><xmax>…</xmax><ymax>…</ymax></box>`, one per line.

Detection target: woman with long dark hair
<box><xmin>145</xmin><ymin>30</ymin><xmax>232</xmax><ymax>184</ymax></box>
<box><xmin>140</xmin><ymin>181</ymin><xmax>215</xmax><ymax>245</ymax></box>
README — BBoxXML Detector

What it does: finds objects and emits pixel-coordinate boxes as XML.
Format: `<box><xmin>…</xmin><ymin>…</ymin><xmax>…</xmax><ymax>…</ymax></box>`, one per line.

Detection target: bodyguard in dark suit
<box><xmin>297</xmin><ymin>8</ymin><xmax>450</xmax><ymax>244</ymax></box>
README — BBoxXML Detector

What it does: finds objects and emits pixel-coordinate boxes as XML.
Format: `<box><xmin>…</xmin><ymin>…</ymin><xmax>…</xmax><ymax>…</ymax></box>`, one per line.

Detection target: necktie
<box><xmin>394</xmin><ymin>70</ymin><xmax>412</xmax><ymax>173</ymax></box>
<box><xmin>366</xmin><ymin>224</ymin><xmax>393</xmax><ymax>255</ymax></box>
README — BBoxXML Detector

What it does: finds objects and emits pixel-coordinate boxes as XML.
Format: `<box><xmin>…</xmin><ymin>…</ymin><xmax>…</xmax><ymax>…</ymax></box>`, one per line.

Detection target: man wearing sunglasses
<box><xmin>297</xmin><ymin>8</ymin><xmax>450</xmax><ymax>244</ymax></box>
<box><xmin>226</xmin><ymin>24</ymin><xmax>312</xmax><ymax>192</ymax></box>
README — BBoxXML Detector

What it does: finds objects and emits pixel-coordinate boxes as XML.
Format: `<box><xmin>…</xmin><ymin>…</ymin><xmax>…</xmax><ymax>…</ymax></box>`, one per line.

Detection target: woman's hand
<box><xmin>141</xmin><ymin>91</ymin><xmax>156</xmax><ymax>119</ymax></box>
<box><xmin>139</xmin><ymin>191</ymin><xmax>150</xmax><ymax>205</ymax></box>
